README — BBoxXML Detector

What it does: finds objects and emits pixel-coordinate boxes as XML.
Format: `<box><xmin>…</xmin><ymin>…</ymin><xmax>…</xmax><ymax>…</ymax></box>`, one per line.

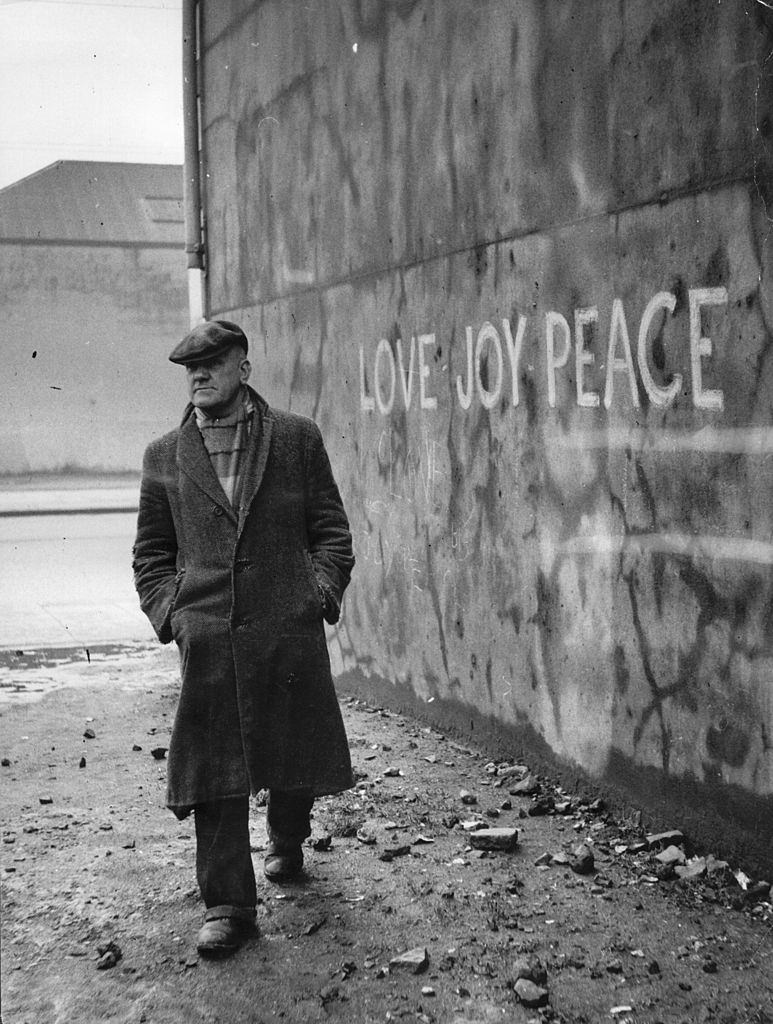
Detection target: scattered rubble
<box><xmin>389</xmin><ymin>947</ymin><xmax>429</xmax><ymax>974</ymax></box>
<box><xmin>468</xmin><ymin>827</ymin><xmax>518</xmax><ymax>852</ymax></box>
<box><xmin>655</xmin><ymin>844</ymin><xmax>685</xmax><ymax>865</ymax></box>
<box><xmin>96</xmin><ymin>940</ymin><xmax>122</xmax><ymax>970</ymax></box>
<box><xmin>379</xmin><ymin>845</ymin><xmax>411</xmax><ymax>863</ymax></box>
<box><xmin>570</xmin><ymin>843</ymin><xmax>595</xmax><ymax>875</ymax></box>
<box><xmin>646</xmin><ymin>829</ymin><xmax>684</xmax><ymax>849</ymax></box>
<box><xmin>460</xmin><ymin>818</ymin><xmax>486</xmax><ymax>832</ymax></box>
<box><xmin>513</xmin><ymin>977</ymin><xmax>549</xmax><ymax>1008</ymax></box>
<box><xmin>527</xmin><ymin>795</ymin><xmax>555</xmax><ymax>816</ymax></box>
<box><xmin>509</xmin><ymin>774</ymin><xmax>540</xmax><ymax>796</ymax></box>
<box><xmin>675</xmin><ymin>856</ymin><xmax>708</xmax><ymax>880</ymax></box>
<box><xmin>512</xmin><ymin>954</ymin><xmax>547</xmax><ymax>986</ymax></box>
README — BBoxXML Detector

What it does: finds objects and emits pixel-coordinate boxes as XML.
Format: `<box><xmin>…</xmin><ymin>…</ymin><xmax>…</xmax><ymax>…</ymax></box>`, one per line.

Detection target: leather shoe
<box><xmin>264</xmin><ymin>842</ymin><xmax>303</xmax><ymax>882</ymax></box>
<box><xmin>196</xmin><ymin>905</ymin><xmax>256</xmax><ymax>958</ymax></box>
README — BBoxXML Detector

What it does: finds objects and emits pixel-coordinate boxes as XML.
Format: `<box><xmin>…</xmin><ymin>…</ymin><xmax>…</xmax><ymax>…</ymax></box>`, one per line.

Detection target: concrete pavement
<box><xmin>0</xmin><ymin>477</ymin><xmax>152</xmax><ymax>651</ymax></box>
<box><xmin>0</xmin><ymin>474</ymin><xmax>139</xmax><ymax>516</ymax></box>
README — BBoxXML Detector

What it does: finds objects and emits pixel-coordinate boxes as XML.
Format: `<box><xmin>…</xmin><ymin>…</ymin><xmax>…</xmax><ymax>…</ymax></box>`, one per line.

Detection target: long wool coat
<box><xmin>132</xmin><ymin>387</ymin><xmax>355</xmax><ymax>815</ymax></box>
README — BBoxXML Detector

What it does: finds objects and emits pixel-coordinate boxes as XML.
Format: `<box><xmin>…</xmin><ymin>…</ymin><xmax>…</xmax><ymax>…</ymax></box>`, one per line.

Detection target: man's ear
<box><xmin>240</xmin><ymin>359</ymin><xmax>252</xmax><ymax>383</ymax></box>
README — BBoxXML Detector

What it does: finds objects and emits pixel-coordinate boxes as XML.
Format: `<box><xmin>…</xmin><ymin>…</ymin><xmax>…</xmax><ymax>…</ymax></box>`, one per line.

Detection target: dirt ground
<box><xmin>0</xmin><ymin>644</ymin><xmax>771</xmax><ymax>1024</ymax></box>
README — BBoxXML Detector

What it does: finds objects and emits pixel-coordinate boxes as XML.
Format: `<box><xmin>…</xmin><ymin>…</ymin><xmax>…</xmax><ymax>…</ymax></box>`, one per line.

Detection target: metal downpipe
<box><xmin>182</xmin><ymin>0</ymin><xmax>205</xmax><ymax>326</ymax></box>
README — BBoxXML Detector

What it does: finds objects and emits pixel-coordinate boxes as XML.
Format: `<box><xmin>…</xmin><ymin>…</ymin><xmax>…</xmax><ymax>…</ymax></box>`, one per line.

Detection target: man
<box><xmin>133</xmin><ymin>319</ymin><xmax>354</xmax><ymax>957</ymax></box>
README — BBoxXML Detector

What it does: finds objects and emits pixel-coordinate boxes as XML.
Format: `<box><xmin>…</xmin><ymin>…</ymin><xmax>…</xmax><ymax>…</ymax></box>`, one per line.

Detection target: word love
<box><xmin>359</xmin><ymin>287</ymin><xmax>727</xmax><ymax>415</ymax></box>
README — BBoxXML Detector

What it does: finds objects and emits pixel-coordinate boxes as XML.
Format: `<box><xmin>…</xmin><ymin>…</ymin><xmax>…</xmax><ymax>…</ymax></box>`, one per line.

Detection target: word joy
<box><xmin>359</xmin><ymin>287</ymin><xmax>728</xmax><ymax>415</ymax></box>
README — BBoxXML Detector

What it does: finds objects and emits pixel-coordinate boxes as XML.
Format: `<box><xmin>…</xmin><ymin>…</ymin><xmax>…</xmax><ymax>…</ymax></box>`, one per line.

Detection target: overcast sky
<box><xmin>0</xmin><ymin>0</ymin><xmax>183</xmax><ymax>190</ymax></box>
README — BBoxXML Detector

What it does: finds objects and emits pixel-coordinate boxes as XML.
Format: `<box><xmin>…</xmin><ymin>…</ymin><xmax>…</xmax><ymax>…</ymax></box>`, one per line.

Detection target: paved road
<box><xmin>0</xmin><ymin>509</ymin><xmax>155</xmax><ymax>649</ymax></box>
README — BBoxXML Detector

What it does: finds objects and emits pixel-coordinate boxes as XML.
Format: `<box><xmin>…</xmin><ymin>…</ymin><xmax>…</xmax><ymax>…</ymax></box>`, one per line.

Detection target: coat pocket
<box><xmin>302</xmin><ymin>550</ymin><xmax>324</xmax><ymax>617</ymax></box>
<box><xmin>168</xmin><ymin>569</ymin><xmax>186</xmax><ymax>639</ymax></box>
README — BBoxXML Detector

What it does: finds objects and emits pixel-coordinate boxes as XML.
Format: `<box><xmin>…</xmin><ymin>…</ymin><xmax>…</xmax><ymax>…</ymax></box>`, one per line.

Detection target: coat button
<box><xmin>234</xmin><ymin>559</ymin><xmax>252</xmax><ymax>573</ymax></box>
<box><xmin>213</xmin><ymin>506</ymin><xmax>224</xmax><ymax>517</ymax></box>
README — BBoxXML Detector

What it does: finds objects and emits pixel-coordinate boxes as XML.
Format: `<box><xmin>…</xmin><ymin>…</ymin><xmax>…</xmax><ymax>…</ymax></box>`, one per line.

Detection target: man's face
<box><xmin>186</xmin><ymin>345</ymin><xmax>251</xmax><ymax>417</ymax></box>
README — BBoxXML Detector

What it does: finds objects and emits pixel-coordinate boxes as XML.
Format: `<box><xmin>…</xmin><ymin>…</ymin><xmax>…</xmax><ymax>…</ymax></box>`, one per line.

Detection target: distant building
<box><xmin>0</xmin><ymin>160</ymin><xmax>188</xmax><ymax>474</ymax></box>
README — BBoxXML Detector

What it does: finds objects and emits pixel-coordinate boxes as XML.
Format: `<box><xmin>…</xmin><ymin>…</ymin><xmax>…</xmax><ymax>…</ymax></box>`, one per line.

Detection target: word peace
<box><xmin>359</xmin><ymin>287</ymin><xmax>727</xmax><ymax>415</ymax></box>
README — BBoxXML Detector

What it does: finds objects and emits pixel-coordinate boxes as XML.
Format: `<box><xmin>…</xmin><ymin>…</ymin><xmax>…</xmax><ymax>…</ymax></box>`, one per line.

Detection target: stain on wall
<box><xmin>198</xmin><ymin>0</ymin><xmax>773</xmax><ymax>872</ymax></box>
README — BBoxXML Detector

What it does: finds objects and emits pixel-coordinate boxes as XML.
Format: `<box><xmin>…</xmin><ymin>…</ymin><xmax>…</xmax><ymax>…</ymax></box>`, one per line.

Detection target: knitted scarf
<box><xmin>194</xmin><ymin>388</ymin><xmax>254</xmax><ymax>508</ymax></box>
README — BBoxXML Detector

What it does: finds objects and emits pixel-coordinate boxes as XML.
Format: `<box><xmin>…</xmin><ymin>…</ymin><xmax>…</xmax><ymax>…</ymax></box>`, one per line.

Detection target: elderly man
<box><xmin>133</xmin><ymin>320</ymin><xmax>354</xmax><ymax>957</ymax></box>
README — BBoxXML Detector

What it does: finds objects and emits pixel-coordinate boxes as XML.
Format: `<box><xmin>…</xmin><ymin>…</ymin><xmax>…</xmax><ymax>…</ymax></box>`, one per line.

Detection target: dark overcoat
<box><xmin>132</xmin><ymin>386</ymin><xmax>355</xmax><ymax>815</ymax></box>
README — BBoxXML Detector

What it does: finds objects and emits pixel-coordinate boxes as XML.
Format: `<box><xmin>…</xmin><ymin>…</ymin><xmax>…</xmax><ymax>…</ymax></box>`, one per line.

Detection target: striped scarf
<box><xmin>194</xmin><ymin>389</ymin><xmax>254</xmax><ymax>507</ymax></box>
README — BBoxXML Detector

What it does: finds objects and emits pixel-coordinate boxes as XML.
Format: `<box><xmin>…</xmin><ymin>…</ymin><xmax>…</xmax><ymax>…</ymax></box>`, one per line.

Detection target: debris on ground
<box><xmin>513</xmin><ymin>977</ymin><xmax>549</xmax><ymax>1007</ymax></box>
<box><xmin>509</xmin><ymin>773</ymin><xmax>540</xmax><ymax>795</ymax></box>
<box><xmin>389</xmin><ymin>948</ymin><xmax>429</xmax><ymax>974</ymax></box>
<box><xmin>96</xmin><ymin>941</ymin><xmax>122</xmax><ymax>970</ymax></box>
<box><xmin>468</xmin><ymin>827</ymin><xmax>518</xmax><ymax>852</ymax></box>
<box><xmin>569</xmin><ymin>842</ymin><xmax>595</xmax><ymax>875</ymax></box>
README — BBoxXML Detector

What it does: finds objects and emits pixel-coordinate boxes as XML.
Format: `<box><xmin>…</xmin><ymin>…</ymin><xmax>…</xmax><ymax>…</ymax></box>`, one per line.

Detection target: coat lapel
<box><xmin>177</xmin><ymin>413</ymin><xmax>236</xmax><ymax>522</ymax></box>
<box><xmin>237</xmin><ymin>388</ymin><xmax>273</xmax><ymax>535</ymax></box>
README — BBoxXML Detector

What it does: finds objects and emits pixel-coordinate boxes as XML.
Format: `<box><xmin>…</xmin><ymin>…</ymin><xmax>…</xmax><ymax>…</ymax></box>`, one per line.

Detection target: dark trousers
<box><xmin>194</xmin><ymin>790</ymin><xmax>313</xmax><ymax>909</ymax></box>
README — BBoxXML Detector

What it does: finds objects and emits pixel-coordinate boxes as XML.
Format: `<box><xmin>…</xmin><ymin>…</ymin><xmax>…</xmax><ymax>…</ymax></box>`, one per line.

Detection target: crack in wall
<box><xmin>424</xmin><ymin>522</ymin><xmax>450</xmax><ymax>680</ymax></box>
<box><xmin>625</xmin><ymin>568</ymin><xmax>672</xmax><ymax>775</ymax></box>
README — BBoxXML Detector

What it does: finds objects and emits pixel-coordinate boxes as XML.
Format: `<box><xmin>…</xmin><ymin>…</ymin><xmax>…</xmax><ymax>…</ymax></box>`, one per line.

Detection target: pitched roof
<box><xmin>0</xmin><ymin>161</ymin><xmax>184</xmax><ymax>246</ymax></box>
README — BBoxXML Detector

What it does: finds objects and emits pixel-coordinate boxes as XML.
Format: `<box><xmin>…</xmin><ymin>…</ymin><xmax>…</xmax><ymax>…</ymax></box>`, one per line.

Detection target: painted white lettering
<box><xmin>604</xmin><ymin>298</ymin><xmax>640</xmax><ymax>409</ymax></box>
<box><xmin>396</xmin><ymin>336</ymin><xmax>415</xmax><ymax>410</ymax></box>
<box><xmin>475</xmin><ymin>322</ymin><xmax>504</xmax><ymax>410</ymax></box>
<box><xmin>374</xmin><ymin>337</ymin><xmax>396</xmax><ymax>415</ymax></box>
<box><xmin>418</xmin><ymin>333</ymin><xmax>437</xmax><ymax>410</ymax></box>
<box><xmin>456</xmin><ymin>326</ymin><xmax>474</xmax><ymax>410</ymax></box>
<box><xmin>689</xmin><ymin>287</ymin><xmax>727</xmax><ymax>411</ymax></box>
<box><xmin>359</xmin><ymin>343</ymin><xmax>375</xmax><ymax>412</ymax></box>
<box><xmin>545</xmin><ymin>311</ymin><xmax>571</xmax><ymax>408</ymax></box>
<box><xmin>502</xmin><ymin>315</ymin><xmax>527</xmax><ymax>407</ymax></box>
<box><xmin>574</xmin><ymin>307</ymin><xmax>600</xmax><ymax>408</ymax></box>
<box><xmin>637</xmin><ymin>291</ymin><xmax>682</xmax><ymax>408</ymax></box>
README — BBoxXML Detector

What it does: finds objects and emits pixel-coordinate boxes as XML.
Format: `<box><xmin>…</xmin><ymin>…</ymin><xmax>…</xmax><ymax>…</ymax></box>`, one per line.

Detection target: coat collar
<box><xmin>236</xmin><ymin>386</ymin><xmax>273</xmax><ymax>534</ymax></box>
<box><xmin>176</xmin><ymin>385</ymin><xmax>274</xmax><ymax>526</ymax></box>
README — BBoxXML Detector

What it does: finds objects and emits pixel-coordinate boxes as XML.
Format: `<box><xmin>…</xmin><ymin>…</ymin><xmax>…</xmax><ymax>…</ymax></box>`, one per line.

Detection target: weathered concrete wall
<box><xmin>198</xmin><ymin>0</ymin><xmax>773</xmax><ymax>872</ymax></box>
<box><xmin>2</xmin><ymin>244</ymin><xmax>186</xmax><ymax>473</ymax></box>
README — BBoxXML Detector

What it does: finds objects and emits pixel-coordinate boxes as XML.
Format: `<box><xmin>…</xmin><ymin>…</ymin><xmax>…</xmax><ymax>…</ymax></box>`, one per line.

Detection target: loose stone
<box><xmin>468</xmin><ymin>827</ymin><xmax>518</xmax><ymax>852</ymax></box>
<box><xmin>389</xmin><ymin>947</ymin><xmax>429</xmax><ymax>974</ymax></box>
<box><xmin>513</xmin><ymin>978</ymin><xmax>549</xmax><ymax>1008</ymax></box>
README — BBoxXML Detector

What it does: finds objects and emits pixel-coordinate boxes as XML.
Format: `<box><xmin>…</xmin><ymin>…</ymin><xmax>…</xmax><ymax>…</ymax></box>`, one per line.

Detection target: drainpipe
<box><xmin>182</xmin><ymin>0</ymin><xmax>205</xmax><ymax>326</ymax></box>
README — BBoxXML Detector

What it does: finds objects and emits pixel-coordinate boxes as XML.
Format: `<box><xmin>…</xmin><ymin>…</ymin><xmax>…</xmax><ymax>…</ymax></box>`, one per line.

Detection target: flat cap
<box><xmin>168</xmin><ymin>319</ymin><xmax>249</xmax><ymax>365</ymax></box>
